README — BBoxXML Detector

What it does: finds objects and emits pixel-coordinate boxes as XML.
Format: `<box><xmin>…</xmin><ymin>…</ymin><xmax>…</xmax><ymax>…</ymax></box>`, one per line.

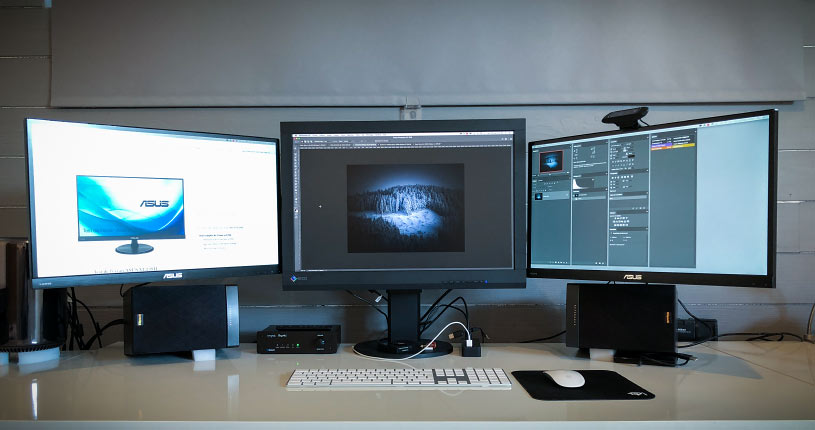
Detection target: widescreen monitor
<box><xmin>280</xmin><ymin>119</ymin><xmax>526</xmax><ymax>357</ymax></box>
<box><xmin>527</xmin><ymin>110</ymin><xmax>777</xmax><ymax>288</ymax></box>
<box><xmin>26</xmin><ymin>119</ymin><xmax>280</xmax><ymax>288</ymax></box>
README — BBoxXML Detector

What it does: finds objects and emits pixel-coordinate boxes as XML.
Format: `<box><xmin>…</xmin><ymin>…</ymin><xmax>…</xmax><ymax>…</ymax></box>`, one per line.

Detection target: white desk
<box><xmin>1</xmin><ymin>342</ymin><xmax>814</xmax><ymax>429</ymax></box>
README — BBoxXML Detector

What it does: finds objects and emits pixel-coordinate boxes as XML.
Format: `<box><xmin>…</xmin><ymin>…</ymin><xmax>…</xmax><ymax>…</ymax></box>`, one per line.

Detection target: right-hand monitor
<box><xmin>528</xmin><ymin>110</ymin><xmax>777</xmax><ymax>288</ymax></box>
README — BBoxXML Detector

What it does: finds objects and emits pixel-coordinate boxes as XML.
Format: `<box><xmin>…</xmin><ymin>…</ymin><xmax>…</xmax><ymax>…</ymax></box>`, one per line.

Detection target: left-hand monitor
<box><xmin>25</xmin><ymin>119</ymin><xmax>281</xmax><ymax>289</ymax></box>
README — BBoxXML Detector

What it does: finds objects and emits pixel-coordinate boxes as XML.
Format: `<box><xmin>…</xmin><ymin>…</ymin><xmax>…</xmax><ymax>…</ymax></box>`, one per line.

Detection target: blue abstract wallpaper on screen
<box><xmin>76</xmin><ymin>176</ymin><xmax>185</xmax><ymax>240</ymax></box>
<box><xmin>347</xmin><ymin>164</ymin><xmax>464</xmax><ymax>253</ymax></box>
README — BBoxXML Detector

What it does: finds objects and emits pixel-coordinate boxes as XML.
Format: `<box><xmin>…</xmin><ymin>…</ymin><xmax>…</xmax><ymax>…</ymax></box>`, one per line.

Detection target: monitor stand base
<box><xmin>353</xmin><ymin>339</ymin><xmax>453</xmax><ymax>359</ymax></box>
<box><xmin>352</xmin><ymin>289</ymin><xmax>455</xmax><ymax>359</ymax></box>
<box><xmin>116</xmin><ymin>239</ymin><xmax>153</xmax><ymax>255</ymax></box>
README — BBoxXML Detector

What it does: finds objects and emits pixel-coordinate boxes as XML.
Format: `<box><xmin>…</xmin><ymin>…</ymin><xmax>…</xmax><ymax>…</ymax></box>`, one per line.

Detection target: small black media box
<box><xmin>257</xmin><ymin>325</ymin><xmax>340</xmax><ymax>354</ymax></box>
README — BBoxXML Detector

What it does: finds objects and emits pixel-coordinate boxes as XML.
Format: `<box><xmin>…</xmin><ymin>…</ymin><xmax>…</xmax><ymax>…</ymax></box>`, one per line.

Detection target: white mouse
<box><xmin>543</xmin><ymin>370</ymin><xmax>585</xmax><ymax>388</ymax></box>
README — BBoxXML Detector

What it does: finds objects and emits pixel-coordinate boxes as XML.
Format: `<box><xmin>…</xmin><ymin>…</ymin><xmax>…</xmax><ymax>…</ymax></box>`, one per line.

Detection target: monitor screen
<box><xmin>26</xmin><ymin>119</ymin><xmax>280</xmax><ymax>288</ymax></box>
<box><xmin>280</xmin><ymin>119</ymin><xmax>527</xmax><ymax>290</ymax></box>
<box><xmin>528</xmin><ymin>110</ymin><xmax>777</xmax><ymax>288</ymax></box>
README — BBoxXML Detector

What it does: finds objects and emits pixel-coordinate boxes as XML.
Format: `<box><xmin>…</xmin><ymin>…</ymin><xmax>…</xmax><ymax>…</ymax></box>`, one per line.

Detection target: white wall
<box><xmin>1</xmin><ymin>1</ymin><xmax>814</xmax><ymax>345</ymax></box>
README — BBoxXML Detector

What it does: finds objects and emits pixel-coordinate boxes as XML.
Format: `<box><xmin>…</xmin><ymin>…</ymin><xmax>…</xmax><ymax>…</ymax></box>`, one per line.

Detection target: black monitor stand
<box><xmin>116</xmin><ymin>239</ymin><xmax>154</xmax><ymax>255</ymax></box>
<box><xmin>353</xmin><ymin>289</ymin><xmax>453</xmax><ymax>359</ymax></box>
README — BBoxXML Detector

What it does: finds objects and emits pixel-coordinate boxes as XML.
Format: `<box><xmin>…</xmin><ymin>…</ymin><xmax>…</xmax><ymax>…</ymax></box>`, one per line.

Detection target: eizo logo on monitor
<box><xmin>627</xmin><ymin>392</ymin><xmax>647</xmax><ymax>397</ymax></box>
<box><xmin>623</xmin><ymin>274</ymin><xmax>643</xmax><ymax>281</ymax></box>
<box><xmin>163</xmin><ymin>272</ymin><xmax>183</xmax><ymax>280</ymax></box>
<box><xmin>140</xmin><ymin>200</ymin><xmax>169</xmax><ymax>207</ymax></box>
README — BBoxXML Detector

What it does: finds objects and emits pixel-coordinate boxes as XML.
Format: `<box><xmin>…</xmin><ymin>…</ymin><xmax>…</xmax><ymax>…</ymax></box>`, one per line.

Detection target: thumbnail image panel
<box><xmin>540</xmin><ymin>150</ymin><xmax>564</xmax><ymax>173</ymax></box>
<box><xmin>346</xmin><ymin>164</ymin><xmax>465</xmax><ymax>253</ymax></box>
<box><xmin>76</xmin><ymin>175</ymin><xmax>186</xmax><ymax>240</ymax></box>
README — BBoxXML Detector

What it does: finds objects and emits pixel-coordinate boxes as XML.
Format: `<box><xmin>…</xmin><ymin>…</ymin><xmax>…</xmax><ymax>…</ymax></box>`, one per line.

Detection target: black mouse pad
<box><xmin>512</xmin><ymin>370</ymin><xmax>655</xmax><ymax>401</ymax></box>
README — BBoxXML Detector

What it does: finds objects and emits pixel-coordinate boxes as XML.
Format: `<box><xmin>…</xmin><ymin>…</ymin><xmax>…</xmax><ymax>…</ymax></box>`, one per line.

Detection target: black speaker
<box><xmin>123</xmin><ymin>284</ymin><xmax>239</xmax><ymax>356</ymax></box>
<box><xmin>1</xmin><ymin>239</ymin><xmax>66</xmax><ymax>354</ymax></box>
<box><xmin>565</xmin><ymin>283</ymin><xmax>677</xmax><ymax>355</ymax></box>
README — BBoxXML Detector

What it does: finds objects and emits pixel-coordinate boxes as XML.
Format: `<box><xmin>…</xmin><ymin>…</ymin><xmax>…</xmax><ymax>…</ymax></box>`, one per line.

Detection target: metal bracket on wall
<box><xmin>400</xmin><ymin>105</ymin><xmax>422</xmax><ymax>120</ymax></box>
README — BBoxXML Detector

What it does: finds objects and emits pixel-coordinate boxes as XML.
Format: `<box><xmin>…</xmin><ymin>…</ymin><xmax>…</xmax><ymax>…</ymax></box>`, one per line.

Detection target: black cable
<box><xmin>368</xmin><ymin>290</ymin><xmax>388</xmax><ymax>302</ymax></box>
<box><xmin>72</xmin><ymin>288</ymin><xmax>103</xmax><ymax>349</ymax></box>
<box><xmin>422</xmin><ymin>295</ymin><xmax>468</xmax><ymax>326</ymax></box>
<box><xmin>419</xmin><ymin>296</ymin><xmax>469</xmax><ymax>335</ymax></box>
<box><xmin>420</xmin><ymin>289</ymin><xmax>452</xmax><ymax>323</ymax></box>
<box><xmin>471</xmin><ymin>327</ymin><xmax>490</xmax><ymax>343</ymax></box>
<box><xmin>83</xmin><ymin>319</ymin><xmax>125</xmax><ymax>350</ymax></box>
<box><xmin>637</xmin><ymin>353</ymin><xmax>691</xmax><ymax>367</ymax></box>
<box><xmin>345</xmin><ymin>290</ymin><xmax>388</xmax><ymax>322</ymax></box>
<box><xmin>520</xmin><ymin>330</ymin><xmax>566</xmax><ymax>343</ymax></box>
<box><xmin>65</xmin><ymin>298</ymin><xmax>74</xmax><ymax>351</ymax></box>
<box><xmin>419</xmin><ymin>303</ymin><xmax>468</xmax><ymax>335</ymax></box>
<box><xmin>639</xmin><ymin>119</ymin><xmax>650</xmax><ymax>127</ymax></box>
<box><xmin>68</xmin><ymin>288</ymin><xmax>85</xmax><ymax>350</ymax></box>
<box><xmin>679</xmin><ymin>331</ymin><xmax>805</xmax><ymax>349</ymax></box>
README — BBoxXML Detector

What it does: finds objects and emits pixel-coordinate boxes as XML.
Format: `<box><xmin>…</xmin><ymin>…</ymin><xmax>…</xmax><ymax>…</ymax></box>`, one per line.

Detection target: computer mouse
<box><xmin>542</xmin><ymin>370</ymin><xmax>585</xmax><ymax>388</ymax></box>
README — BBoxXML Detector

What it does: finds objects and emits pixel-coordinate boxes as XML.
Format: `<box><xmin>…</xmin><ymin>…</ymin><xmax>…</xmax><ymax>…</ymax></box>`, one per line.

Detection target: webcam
<box><xmin>602</xmin><ymin>107</ymin><xmax>649</xmax><ymax>131</ymax></box>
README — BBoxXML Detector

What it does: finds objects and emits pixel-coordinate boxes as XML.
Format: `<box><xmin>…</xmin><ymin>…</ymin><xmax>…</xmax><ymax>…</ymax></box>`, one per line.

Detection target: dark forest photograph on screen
<box><xmin>347</xmin><ymin>163</ymin><xmax>465</xmax><ymax>253</ymax></box>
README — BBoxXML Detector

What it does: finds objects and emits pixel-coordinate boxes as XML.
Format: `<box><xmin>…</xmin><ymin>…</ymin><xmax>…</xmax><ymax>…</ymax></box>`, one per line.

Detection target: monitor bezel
<box><xmin>526</xmin><ymin>109</ymin><xmax>778</xmax><ymax>288</ymax></box>
<box><xmin>25</xmin><ymin>118</ymin><xmax>282</xmax><ymax>289</ymax></box>
<box><xmin>280</xmin><ymin>118</ymin><xmax>527</xmax><ymax>291</ymax></box>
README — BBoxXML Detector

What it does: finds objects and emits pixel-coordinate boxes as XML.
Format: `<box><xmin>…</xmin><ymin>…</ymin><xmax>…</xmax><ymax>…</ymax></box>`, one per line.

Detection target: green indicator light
<box><xmin>296</xmin><ymin>344</ymin><xmax>300</xmax><ymax>347</ymax></box>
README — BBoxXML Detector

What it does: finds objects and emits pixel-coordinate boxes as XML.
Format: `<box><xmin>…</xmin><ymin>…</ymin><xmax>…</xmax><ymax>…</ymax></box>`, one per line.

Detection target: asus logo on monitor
<box><xmin>163</xmin><ymin>272</ymin><xmax>183</xmax><ymax>280</ymax></box>
<box><xmin>623</xmin><ymin>274</ymin><xmax>643</xmax><ymax>281</ymax></box>
<box><xmin>140</xmin><ymin>200</ymin><xmax>170</xmax><ymax>207</ymax></box>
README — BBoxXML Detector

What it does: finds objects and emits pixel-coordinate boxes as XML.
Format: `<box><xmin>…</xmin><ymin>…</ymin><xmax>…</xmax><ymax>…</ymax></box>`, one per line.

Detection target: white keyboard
<box><xmin>286</xmin><ymin>367</ymin><xmax>512</xmax><ymax>390</ymax></box>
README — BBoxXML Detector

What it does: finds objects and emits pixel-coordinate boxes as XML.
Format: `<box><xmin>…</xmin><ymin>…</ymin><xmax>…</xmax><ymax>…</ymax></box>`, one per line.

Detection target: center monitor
<box><xmin>280</xmin><ymin>119</ymin><xmax>527</xmax><ymax>358</ymax></box>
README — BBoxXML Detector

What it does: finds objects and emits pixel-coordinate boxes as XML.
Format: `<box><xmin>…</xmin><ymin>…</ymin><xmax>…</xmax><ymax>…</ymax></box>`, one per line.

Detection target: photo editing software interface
<box><xmin>291</xmin><ymin>130</ymin><xmax>515</xmax><ymax>273</ymax></box>
<box><xmin>26</xmin><ymin>119</ymin><xmax>279</xmax><ymax>287</ymax></box>
<box><xmin>530</xmin><ymin>114</ymin><xmax>771</xmax><ymax>276</ymax></box>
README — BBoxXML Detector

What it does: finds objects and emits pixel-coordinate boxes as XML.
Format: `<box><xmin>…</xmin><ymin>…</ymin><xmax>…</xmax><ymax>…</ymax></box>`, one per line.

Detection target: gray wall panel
<box><xmin>0</xmin><ymin>207</ymin><xmax>28</xmax><ymax>237</ymax></box>
<box><xmin>776</xmin><ymin>253</ymin><xmax>815</xmax><ymax>288</ymax></box>
<box><xmin>0</xmin><ymin>58</ymin><xmax>49</xmax><ymax>106</ymax></box>
<box><xmin>799</xmin><ymin>202</ymin><xmax>815</xmax><ymax>252</ymax></box>
<box><xmin>778</xmin><ymin>98</ymin><xmax>815</xmax><ymax>150</ymax></box>
<box><xmin>0</xmin><ymin>157</ymin><xmax>26</xmax><ymax>205</ymax></box>
<box><xmin>806</xmin><ymin>47</ymin><xmax>815</xmax><ymax>97</ymax></box>
<box><xmin>0</xmin><ymin>8</ymin><xmax>49</xmax><ymax>55</ymax></box>
<box><xmin>0</xmin><ymin>108</ymin><xmax>44</xmax><ymax>156</ymax></box>
<box><xmin>777</xmin><ymin>202</ymin><xmax>800</xmax><ymax>252</ymax></box>
<box><xmin>805</xmin><ymin>0</ymin><xmax>815</xmax><ymax>45</ymax></box>
<box><xmin>778</xmin><ymin>151</ymin><xmax>815</xmax><ymax>200</ymax></box>
<box><xmin>50</xmin><ymin>0</ymin><xmax>807</xmax><ymax>107</ymax></box>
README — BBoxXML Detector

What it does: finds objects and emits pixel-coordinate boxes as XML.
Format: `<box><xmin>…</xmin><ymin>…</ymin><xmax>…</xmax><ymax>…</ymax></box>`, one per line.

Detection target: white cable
<box><xmin>352</xmin><ymin>321</ymin><xmax>471</xmax><ymax>361</ymax></box>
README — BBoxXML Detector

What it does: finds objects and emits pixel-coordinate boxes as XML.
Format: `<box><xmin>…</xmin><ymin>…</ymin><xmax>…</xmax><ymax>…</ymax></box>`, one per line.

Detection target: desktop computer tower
<box><xmin>565</xmin><ymin>283</ymin><xmax>677</xmax><ymax>354</ymax></box>
<box><xmin>123</xmin><ymin>284</ymin><xmax>239</xmax><ymax>356</ymax></box>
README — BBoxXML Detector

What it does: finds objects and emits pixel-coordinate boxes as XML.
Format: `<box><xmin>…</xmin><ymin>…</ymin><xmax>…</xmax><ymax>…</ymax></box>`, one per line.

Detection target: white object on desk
<box><xmin>17</xmin><ymin>347</ymin><xmax>60</xmax><ymax>365</ymax></box>
<box><xmin>542</xmin><ymin>369</ymin><xmax>586</xmax><ymax>388</ymax></box>
<box><xmin>192</xmin><ymin>349</ymin><xmax>216</xmax><ymax>362</ymax></box>
<box><xmin>589</xmin><ymin>348</ymin><xmax>616</xmax><ymax>362</ymax></box>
